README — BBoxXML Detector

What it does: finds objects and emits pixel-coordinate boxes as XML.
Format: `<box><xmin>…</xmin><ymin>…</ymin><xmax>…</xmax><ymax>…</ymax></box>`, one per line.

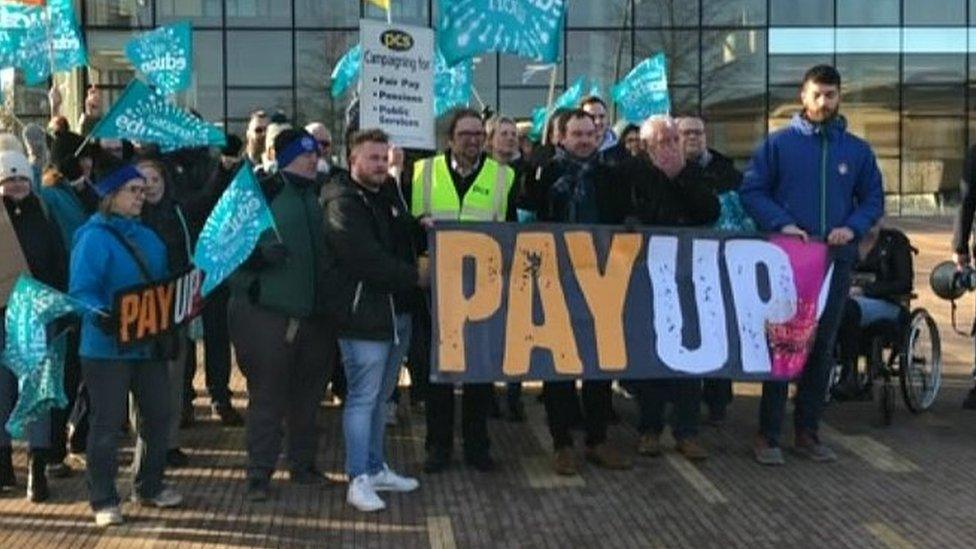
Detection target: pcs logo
<box><xmin>381</xmin><ymin>29</ymin><xmax>414</xmax><ymax>52</ymax></box>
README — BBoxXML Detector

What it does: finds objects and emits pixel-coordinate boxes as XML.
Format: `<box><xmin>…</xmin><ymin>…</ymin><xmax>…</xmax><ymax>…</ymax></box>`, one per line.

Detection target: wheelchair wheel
<box><xmin>899</xmin><ymin>308</ymin><xmax>942</xmax><ymax>413</ymax></box>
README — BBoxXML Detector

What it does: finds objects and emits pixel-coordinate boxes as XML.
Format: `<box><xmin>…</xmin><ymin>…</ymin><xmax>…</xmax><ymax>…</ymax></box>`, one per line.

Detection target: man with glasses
<box><xmin>245</xmin><ymin>110</ymin><xmax>270</xmax><ymax>166</ymax></box>
<box><xmin>410</xmin><ymin>108</ymin><xmax>517</xmax><ymax>474</ymax></box>
<box><xmin>305</xmin><ymin>122</ymin><xmax>347</xmax><ymax>189</ymax></box>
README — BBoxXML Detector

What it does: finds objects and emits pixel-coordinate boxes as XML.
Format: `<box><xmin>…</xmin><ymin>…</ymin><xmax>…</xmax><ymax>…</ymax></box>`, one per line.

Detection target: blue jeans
<box><xmin>339</xmin><ymin>314</ymin><xmax>412</xmax><ymax>479</ymax></box>
<box><xmin>852</xmin><ymin>296</ymin><xmax>901</xmax><ymax>327</ymax></box>
<box><xmin>759</xmin><ymin>258</ymin><xmax>853</xmax><ymax>446</ymax></box>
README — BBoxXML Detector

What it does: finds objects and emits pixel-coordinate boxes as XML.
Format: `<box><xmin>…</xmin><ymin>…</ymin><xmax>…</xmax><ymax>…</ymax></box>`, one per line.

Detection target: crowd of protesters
<box><xmin>17</xmin><ymin>62</ymin><xmax>976</xmax><ymax>525</ymax></box>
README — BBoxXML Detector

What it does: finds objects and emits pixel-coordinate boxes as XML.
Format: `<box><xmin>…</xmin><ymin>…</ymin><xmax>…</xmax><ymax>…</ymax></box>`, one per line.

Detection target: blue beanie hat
<box><xmin>94</xmin><ymin>164</ymin><xmax>144</xmax><ymax>197</ymax></box>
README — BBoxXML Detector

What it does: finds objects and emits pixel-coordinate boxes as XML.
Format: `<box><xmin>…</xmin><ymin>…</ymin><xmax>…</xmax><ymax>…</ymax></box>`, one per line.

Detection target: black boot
<box><xmin>27</xmin><ymin>449</ymin><xmax>49</xmax><ymax>503</ymax></box>
<box><xmin>0</xmin><ymin>446</ymin><xmax>14</xmax><ymax>490</ymax></box>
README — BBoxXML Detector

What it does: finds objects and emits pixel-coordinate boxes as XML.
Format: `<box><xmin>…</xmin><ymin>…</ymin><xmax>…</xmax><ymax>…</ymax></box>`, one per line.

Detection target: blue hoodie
<box><xmin>69</xmin><ymin>213</ymin><xmax>169</xmax><ymax>360</ymax></box>
<box><xmin>740</xmin><ymin>113</ymin><xmax>883</xmax><ymax>254</ymax></box>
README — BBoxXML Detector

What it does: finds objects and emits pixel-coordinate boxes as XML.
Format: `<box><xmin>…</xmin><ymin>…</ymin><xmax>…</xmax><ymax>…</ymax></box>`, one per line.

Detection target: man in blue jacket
<box><xmin>740</xmin><ymin>65</ymin><xmax>883</xmax><ymax>466</ymax></box>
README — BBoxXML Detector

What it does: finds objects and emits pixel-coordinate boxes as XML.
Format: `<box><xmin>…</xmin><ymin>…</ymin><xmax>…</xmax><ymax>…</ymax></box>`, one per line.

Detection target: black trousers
<box><xmin>202</xmin><ymin>284</ymin><xmax>233</xmax><ymax>404</ymax></box>
<box><xmin>406</xmin><ymin>308</ymin><xmax>431</xmax><ymax>403</ymax></box>
<box><xmin>51</xmin><ymin>320</ymin><xmax>81</xmax><ymax>462</ymax></box>
<box><xmin>425</xmin><ymin>383</ymin><xmax>491</xmax><ymax>457</ymax></box>
<box><xmin>543</xmin><ymin>380</ymin><xmax>611</xmax><ymax>449</ymax></box>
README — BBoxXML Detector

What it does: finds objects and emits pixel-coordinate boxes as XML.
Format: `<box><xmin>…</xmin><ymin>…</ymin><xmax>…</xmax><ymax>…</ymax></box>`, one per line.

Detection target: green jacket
<box><xmin>232</xmin><ymin>171</ymin><xmax>327</xmax><ymax>318</ymax></box>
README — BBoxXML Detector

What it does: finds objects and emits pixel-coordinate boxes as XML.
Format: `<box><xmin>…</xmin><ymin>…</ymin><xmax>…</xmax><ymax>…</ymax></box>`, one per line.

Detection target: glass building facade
<box><xmin>11</xmin><ymin>0</ymin><xmax>976</xmax><ymax>213</ymax></box>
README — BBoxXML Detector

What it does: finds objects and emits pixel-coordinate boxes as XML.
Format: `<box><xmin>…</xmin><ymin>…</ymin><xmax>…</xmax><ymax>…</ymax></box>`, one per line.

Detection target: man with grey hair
<box><xmin>304</xmin><ymin>122</ymin><xmax>347</xmax><ymax>187</ymax></box>
<box><xmin>625</xmin><ymin>114</ymin><xmax>719</xmax><ymax>463</ymax></box>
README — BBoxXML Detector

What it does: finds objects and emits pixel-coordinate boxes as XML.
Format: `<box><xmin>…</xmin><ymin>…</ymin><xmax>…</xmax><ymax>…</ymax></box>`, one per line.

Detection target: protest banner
<box><xmin>438</xmin><ymin>0</ymin><xmax>566</xmax><ymax>66</ymax></box>
<box><xmin>5</xmin><ymin>330</ymin><xmax>68</xmax><ymax>439</ymax></box>
<box><xmin>111</xmin><ymin>268</ymin><xmax>204</xmax><ymax>348</ymax></box>
<box><xmin>611</xmin><ymin>53</ymin><xmax>671</xmax><ymax>122</ymax></box>
<box><xmin>429</xmin><ymin>223</ymin><xmax>832</xmax><ymax>383</ymax></box>
<box><xmin>2</xmin><ymin>275</ymin><xmax>85</xmax><ymax>377</ymax></box>
<box><xmin>0</xmin><ymin>0</ymin><xmax>86</xmax><ymax>85</ymax></box>
<box><xmin>359</xmin><ymin>19</ymin><xmax>435</xmax><ymax>150</ymax></box>
<box><xmin>125</xmin><ymin>21</ymin><xmax>193</xmax><ymax>95</ymax></box>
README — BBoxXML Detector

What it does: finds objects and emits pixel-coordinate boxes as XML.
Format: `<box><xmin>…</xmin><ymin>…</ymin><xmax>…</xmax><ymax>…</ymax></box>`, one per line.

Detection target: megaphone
<box><xmin>929</xmin><ymin>260</ymin><xmax>976</xmax><ymax>301</ymax></box>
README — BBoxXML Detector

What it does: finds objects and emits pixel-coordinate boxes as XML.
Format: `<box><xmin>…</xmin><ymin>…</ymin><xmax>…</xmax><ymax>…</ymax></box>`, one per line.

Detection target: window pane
<box><xmin>635</xmin><ymin>0</ymin><xmax>699</xmax><ymax>27</ymax></box>
<box><xmin>226</xmin><ymin>31</ymin><xmax>292</xmax><ymax>86</ymax></box>
<box><xmin>365</xmin><ymin>0</ymin><xmax>428</xmax><ymax>26</ymax></box>
<box><xmin>226</xmin><ymin>0</ymin><xmax>292</xmax><ymax>28</ymax></box>
<box><xmin>769</xmin><ymin>0</ymin><xmax>832</xmax><ymax>26</ymax></box>
<box><xmin>85</xmin><ymin>0</ymin><xmax>151</xmax><ymax>27</ymax></box>
<box><xmin>499</xmin><ymin>88</ymin><xmax>557</xmax><ymax>119</ymax></box>
<box><xmin>902</xmin><ymin>86</ymin><xmax>966</xmax><ymax>195</ymax></box>
<box><xmin>566</xmin><ymin>31</ymin><xmax>633</xmax><ymax>95</ymax></box>
<box><xmin>86</xmin><ymin>30</ymin><xmax>138</xmax><ymax>89</ymax></box>
<box><xmin>770</xmin><ymin>54</ymin><xmax>833</xmax><ymax>86</ymax></box>
<box><xmin>702</xmin><ymin>0</ymin><xmax>766</xmax><ymax>27</ymax></box>
<box><xmin>704</xmin><ymin>86</ymin><xmax>765</xmax><ymax>162</ymax></box>
<box><xmin>768</xmin><ymin>86</ymin><xmax>797</xmax><ymax>133</ymax></box>
<box><xmin>499</xmin><ymin>54</ymin><xmax>566</xmax><ymax>87</ymax></box>
<box><xmin>903</xmin><ymin>29</ymin><xmax>967</xmax><ymax>83</ymax></box>
<box><xmin>157</xmin><ymin>0</ymin><xmax>222</xmax><ymax>26</ymax></box>
<box><xmin>227</xmin><ymin>88</ymin><xmax>293</xmax><ymax>120</ymax></box>
<box><xmin>703</xmin><ymin>30</ymin><xmax>766</xmax><ymax>87</ymax></box>
<box><xmin>634</xmin><ymin>30</ymin><xmax>699</xmax><ymax>86</ymax></box>
<box><xmin>837</xmin><ymin>0</ymin><xmax>899</xmax><ymax>25</ymax></box>
<box><xmin>183</xmin><ymin>31</ymin><xmax>224</xmax><ymax>125</ymax></box>
<box><xmin>904</xmin><ymin>0</ymin><xmax>966</xmax><ymax>25</ymax></box>
<box><xmin>568</xmin><ymin>0</ymin><xmax>630</xmax><ymax>28</ymax></box>
<box><xmin>295</xmin><ymin>0</ymin><xmax>360</xmax><ymax>28</ymax></box>
<box><xmin>296</xmin><ymin>31</ymin><xmax>357</xmax><ymax>151</ymax></box>
<box><xmin>670</xmin><ymin>86</ymin><xmax>700</xmax><ymax>117</ymax></box>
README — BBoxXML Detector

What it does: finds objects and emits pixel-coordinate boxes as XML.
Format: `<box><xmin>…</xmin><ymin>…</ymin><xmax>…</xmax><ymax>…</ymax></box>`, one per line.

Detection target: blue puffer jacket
<box><xmin>740</xmin><ymin>113</ymin><xmax>884</xmax><ymax>253</ymax></box>
<box><xmin>69</xmin><ymin>213</ymin><xmax>169</xmax><ymax>360</ymax></box>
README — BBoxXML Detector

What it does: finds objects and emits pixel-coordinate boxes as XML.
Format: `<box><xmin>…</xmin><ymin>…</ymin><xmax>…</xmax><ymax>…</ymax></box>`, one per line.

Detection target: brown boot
<box><xmin>675</xmin><ymin>438</ymin><xmax>709</xmax><ymax>462</ymax></box>
<box><xmin>552</xmin><ymin>448</ymin><xmax>578</xmax><ymax>476</ymax></box>
<box><xmin>584</xmin><ymin>443</ymin><xmax>632</xmax><ymax>470</ymax></box>
<box><xmin>636</xmin><ymin>434</ymin><xmax>662</xmax><ymax>457</ymax></box>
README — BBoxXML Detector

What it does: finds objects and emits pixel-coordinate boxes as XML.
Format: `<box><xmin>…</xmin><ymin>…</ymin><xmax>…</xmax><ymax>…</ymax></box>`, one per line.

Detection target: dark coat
<box><xmin>3</xmin><ymin>194</ymin><xmax>67</xmax><ymax>291</ymax></box>
<box><xmin>856</xmin><ymin>228</ymin><xmax>913</xmax><ymax>301</ymax></box>
<box><xmin>622</xmin><ymin>157</ymin><xmax>720</xmax><ymax>227</ymax></box>
<box><xmin>520</xmin><ymin>149</ymin><xmax>628</xmax><ymax>224</ymax></box>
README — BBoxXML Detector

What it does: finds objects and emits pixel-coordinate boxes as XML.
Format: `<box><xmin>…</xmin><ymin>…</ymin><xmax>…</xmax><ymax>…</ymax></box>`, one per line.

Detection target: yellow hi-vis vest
<box><xmin>411</xmin><ymin>155</ymin><xmax>514</xmax><ymax>221</ymax></box>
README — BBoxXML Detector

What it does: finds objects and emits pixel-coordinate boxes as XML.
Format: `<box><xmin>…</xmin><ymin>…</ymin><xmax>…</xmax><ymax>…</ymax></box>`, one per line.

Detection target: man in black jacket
<box><xmin>626</xmin><ymin>116</ymin><xmax>719</xmax><ymax>463</ymax></box>
<box><xmin>677</xmin><ymin>116</ymin><xmax>741</xmax><ymax>423</ymax></box>
<box><xmin>322</xmin><ymin>129</ymin><xmax>426</xmax><ymax>512</ymax></box>
<box><xmin>952</xmin><ymin>143</ymin><xmax>976</xmax><ymax>410</ymax></box>
<box><xmin>521</xmin><ymin>109</ymin><xmax>631</xmax><ymax>476</ymax></box>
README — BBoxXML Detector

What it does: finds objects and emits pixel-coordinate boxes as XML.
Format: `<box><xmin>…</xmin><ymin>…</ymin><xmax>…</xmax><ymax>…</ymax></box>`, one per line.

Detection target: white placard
<box><xmin>359</xmin><ymin>19</ymin><xmax>435</xmax><ymax>151</ymax></box>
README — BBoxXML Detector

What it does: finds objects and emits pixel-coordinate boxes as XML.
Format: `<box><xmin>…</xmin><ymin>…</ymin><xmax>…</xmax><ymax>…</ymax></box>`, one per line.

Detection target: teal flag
<box><xmin>0</xmin><ymin>0</ymin><xmax>87</xmax><ymax>85</ymax></box>
<box><xmin>1</xmin><ymin>275</ymin><xmax>84</xmax><ymax>378</ymax></box>
<box><xmin>438</xmin><ymin>0</ymin><xmax>566</xmax><ymax>66</ymax></box>
<box><xmin>611</xmin><ymin>53</ymin><xmax>670</xmax><ymax>123</ymax></box>
<box><xmin>5</xmin><ymin>331</ymin><xmax>68</xmax><ymax>440</ymax></box>
<box><xmin>330</xmin><ymin>43</ymin><xmax>361</xmax><ymax>99</ymax></box>
<box><xmin>193</xmin><ymin>161</ymin><xmax>277</xmax><ymax>297</ymax></box>
<box><xmin>434</xmin><ymin>50</ymin><xmax>472</xmax><ymax>117</ymax></box>
<box><xmin>125</xmin><ymin>21</ymin><xmax>193</xmax><ymax>95</ymax></box>
<box><xmin>529</xmin><ymin>76</ymin><xmax>588</xmax><ymax>141</ymax></box>
<box><xmin>90</xmin><ymin>79</ymin><xmax>226</xmax><ymax>152</ymax></box>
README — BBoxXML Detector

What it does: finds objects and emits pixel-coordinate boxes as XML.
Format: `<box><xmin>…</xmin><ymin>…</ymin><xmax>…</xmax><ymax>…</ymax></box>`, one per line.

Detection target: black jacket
<box><xmin>856</xmin><ymin>228</ymin><xmax>913</xmax><ymax>301</ymax></box>
<box><xmin>623</xmin><ymin>157</ymin><xmax>720</xmax><ymax>227</ymax></box>
<box><xmin>141</xmin><ymin>198</ymin><xmax>192</xmax><ymax>275</ymax></box>
<box><xmin>698</xmin><ymin>148</ymin><xmax>743</xmax><ymax>194</ymax></box>
<box><xmin>322</xmin><ymin>174</ymin><xmax>421</xmax><ymax>340</ymax></box>
<box><xmin>520</xmin><ymin>148</ymin><xmax>628</xmax><ymax>224</ymax></box>
<box><xmin>953</xmin><ymin>144</ymin><xmax>976</xmax><ymax>255</ymax></box>
<box><xmin>3</xmin><ymin>194</ymin><xmax>67</xmax><ymax>291</ymax></box>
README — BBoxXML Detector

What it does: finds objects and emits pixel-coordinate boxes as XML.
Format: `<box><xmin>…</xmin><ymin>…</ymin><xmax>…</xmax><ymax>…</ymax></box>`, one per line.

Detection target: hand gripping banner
<box><xmin>429</xmin><ymin>223</ymin><xmax>833</xmax><ymax>383</ymax></box>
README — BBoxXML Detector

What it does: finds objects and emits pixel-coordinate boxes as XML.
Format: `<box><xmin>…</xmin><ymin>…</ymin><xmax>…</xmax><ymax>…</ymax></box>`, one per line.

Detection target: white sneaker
<box><xmin>94</xmin><ymin>506</ymin><xmax>124</xmax><ymax>527</ymax></box>
<box><xmin>385</xmin><ymin>402</ymin><xmax>398</xmax><ymax>426</ymax></box>
<box><xmin>369</xmin><ymin>464</ymin><xmax>419</xmax><ymax>493</ymax></box>
<box><xmin>347</xmin><ymin>474</ymin><xmax>386</xmax><ymax>512</ymax></box>
<box><xmin>132</xmin><ymin>486</ymin><xmax>183</xmax><ymax>508</ymax></box>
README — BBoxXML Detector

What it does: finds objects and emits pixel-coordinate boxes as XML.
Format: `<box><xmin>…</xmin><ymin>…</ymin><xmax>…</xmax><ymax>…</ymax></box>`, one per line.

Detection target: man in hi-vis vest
<box><xmin>411</xmin><ymin>108</ymin><xmax>516</xmax><ymax>474</ymax></box>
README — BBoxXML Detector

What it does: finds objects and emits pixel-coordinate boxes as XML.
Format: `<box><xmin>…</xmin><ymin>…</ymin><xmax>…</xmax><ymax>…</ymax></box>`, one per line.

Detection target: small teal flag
<box><xmin>90</xmin><ymin>79</ymin><xmax>226</xmax><ymax>152</ymax></box>
<box><xmin>193</xmin><ymin>161</ymin><xmax>277</xmax><ymax>297</ymax></box>
<box><xmin>330</xmin><ymin>43</ymin><xmax>361</xmax><ymax>99</ymax></box>
<box><xmin>611</xmin><ymin>53</ymin><xmax>670</xmax><ymax>123</ymax></box>
<box><xmin>125</xmin><ymin>21</ymin><xmax>193</xmax><ymax>95</ymax></box>
<box><xmin>2</xmin><ymin>275</ymin><xmax>84</xmax><ymax>378</ymax></box>
<box><xmin>0</xmin><ymin>0</ymin><xmax>87</xmax><ymax>85</ymax></box>
<box><xmin>438</xmin><ymin>0</ymin><xmax>566</xmax><ymax>66</ymax></box>
<box><xmin>434</xmin><ymin>50</ymin><xmax>472</xmax><ymax>117</ymax></box>
<box><xmin>5</xmin><ymin>331</ymin><xmax>69</xmax><ymax>440</ymax></box>
<box><xmin>529</xmin><ymin>76</ymin><xmax>588</xmax><ymax>141</ymax></box>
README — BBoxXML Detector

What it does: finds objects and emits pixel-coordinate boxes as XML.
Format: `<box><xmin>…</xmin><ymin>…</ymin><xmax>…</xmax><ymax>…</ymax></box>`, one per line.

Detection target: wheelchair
<box><xmin>828</xmin><ymin>294</ymin><xmax>942</xmax><ymax>426</ymax></box>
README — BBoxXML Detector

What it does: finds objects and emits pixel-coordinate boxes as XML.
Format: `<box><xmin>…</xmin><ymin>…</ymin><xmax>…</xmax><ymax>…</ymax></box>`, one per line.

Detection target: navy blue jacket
<box><xmin>740</xmin><ymin>113</ymin><xmax>883</xmax><ymax>253</ymax></box>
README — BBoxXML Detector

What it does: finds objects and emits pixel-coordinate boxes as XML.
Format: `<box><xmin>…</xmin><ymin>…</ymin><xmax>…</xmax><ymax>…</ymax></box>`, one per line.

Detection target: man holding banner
<box><xmin>228</xmin><ymin>129</ymin><xmax>333</xmax><ymax>502</ymax></box>
<box><xmin>411</xmin><ymin>109</ymin><xmax>516</xmax><ymax>474</ymax></box>
<box><xmin>741</xmin><ymin>65</ymin><xmax>883</xmax><ymax>465</ymax></box>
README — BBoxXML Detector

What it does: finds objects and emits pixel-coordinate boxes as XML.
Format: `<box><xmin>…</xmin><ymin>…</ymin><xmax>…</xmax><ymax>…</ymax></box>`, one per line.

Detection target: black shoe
<box><xmin>423</xmin><ymin>447</ymin><xmax>451</xmax><ymax>474</ymax></box>
<box><xmin>705</xmin><ymin>408</ymin><xmax>727</xmax><ymax>426</ymax></box>
<box><xmin>180</xmin><ymin>405</ymin><xmax>195</xmax><ymax>429</ymax></box>
<box><xmin>166</xmin><ymin>448</ymin><xmax>189</xmax><ymax>468</ymax></box>
<box><xmin>246</xmin><ymin>478</ymin><xmax>270</xmax><ymax>502</ymax></box>
<box><xmin>27</xmin><ymin>450</ymin><xmax>49</xmax><ymax>503</ymax></box>
<box><xmin>964</xmin><ymin>388</ymin><xmax>976</xmax><ymax>410</ymax></box>
<box><xmin>507</xmin><ymin>401</ymin><xmax>526</xmax><ymax>423</ymax></box>
<box><xmin>212</xmin><ymin>402</ymin><xmax>244</xmax><ymax>426</ymax></box>
<box><xmin>0</xmin><ymin>447</ymin><xmax>15</xmax><ymax>490</ymax></box>
<box><xmin>45</xmin><ymin>461</ymin><xmax>72</xmax><ymax>478</ymax></box>
<box><xmin>488</xmin><ymin>394</ymin><xmax>502</xmax><ymax>419</ymax></box>
<box><xmin>289</xmin><ymin>468</ymin><xmax>327</xmax><ymax>485</ymax></box>
<box><xmin>464</xmin><ymin>452</ymin><xmax>496</xmax><ymax>472</ymax></box>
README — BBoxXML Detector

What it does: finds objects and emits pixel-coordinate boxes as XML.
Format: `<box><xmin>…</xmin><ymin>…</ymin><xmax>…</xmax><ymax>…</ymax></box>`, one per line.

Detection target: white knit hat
<box><xmin>0</xmin><ymin>150</ymin><xmax>34</xmax><ymax>185</ymax></box>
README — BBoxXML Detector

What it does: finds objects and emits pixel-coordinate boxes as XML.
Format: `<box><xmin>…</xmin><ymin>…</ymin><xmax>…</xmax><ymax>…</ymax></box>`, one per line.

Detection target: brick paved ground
<box><xmin>2</xmin><ymin>217</ymin><xmax>976</xmax><ymax>548</ymax></box>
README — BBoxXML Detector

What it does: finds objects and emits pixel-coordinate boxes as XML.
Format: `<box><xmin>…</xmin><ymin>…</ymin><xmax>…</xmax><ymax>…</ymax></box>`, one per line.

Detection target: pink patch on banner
<box><xmin>766</xmin><ymin>235</ymin><xmax>831</xmax><ymax>380</ymax></box>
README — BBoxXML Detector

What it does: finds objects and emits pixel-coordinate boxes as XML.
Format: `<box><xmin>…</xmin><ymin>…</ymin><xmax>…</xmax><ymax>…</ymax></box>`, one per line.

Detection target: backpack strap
<box><xmin>98</xmin><ymin>224</ymin><xmax>153</xmax><ymax>283</ymax></box>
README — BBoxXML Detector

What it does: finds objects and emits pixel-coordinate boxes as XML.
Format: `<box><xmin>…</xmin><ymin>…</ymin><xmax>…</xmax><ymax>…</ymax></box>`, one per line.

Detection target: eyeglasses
<box><xmin>454</xmin><ymin>131</ymin><xmax>486</xmax><ymax>140</ymax></box>
<box><xmin>317</xmin><ymin>139</ymin><xmax>332</xmax><ymax>149</ymax></box>
<box><xmin>679</xmin><ymin>129</ymin><xmax>704</xmax><ymax>136</ymax></box>
<box><xmin>122</xmin><ymin>185</ymin><xmax>147</xmax><ymax>195</ymax></box>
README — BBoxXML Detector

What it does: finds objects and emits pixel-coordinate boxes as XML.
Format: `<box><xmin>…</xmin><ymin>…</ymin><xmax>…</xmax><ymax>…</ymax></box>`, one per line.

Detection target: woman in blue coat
<box><xmin>69</xmin><ymin>158</ymin><xmax>182</xmax><ymax>527</ymax></box>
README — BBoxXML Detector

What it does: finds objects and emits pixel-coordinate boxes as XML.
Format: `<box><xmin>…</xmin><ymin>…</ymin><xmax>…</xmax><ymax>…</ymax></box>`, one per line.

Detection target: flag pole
<box><xmin>540</xmin><ymin>65</ymin><xmax>558</xmax><ymax>146</ymax></box>
<box><xmin>44</xmin><ymin>2</ymin><xmax>56</xmax><ymax>82</ymax></box>
<box><xmin>469</xmin><ymin>85</ymin><xmax>486</xmax><ymax>111</ymax></box>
